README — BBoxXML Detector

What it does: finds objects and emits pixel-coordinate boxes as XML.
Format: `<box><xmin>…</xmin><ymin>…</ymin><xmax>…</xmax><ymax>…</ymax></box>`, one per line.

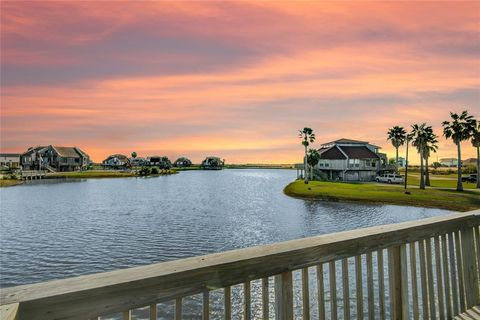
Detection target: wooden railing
<box><xmin>1</xmin><ymin>210</ymin><xmax>479</xmax><ymax>320</ymax></box>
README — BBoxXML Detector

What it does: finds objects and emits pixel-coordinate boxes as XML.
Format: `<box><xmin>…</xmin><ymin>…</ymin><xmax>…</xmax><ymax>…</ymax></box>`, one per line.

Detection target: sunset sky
<box><xmin>1</xmin><ymin>1</ymin><xmax>479</xmax><ymax>163</ymax></box>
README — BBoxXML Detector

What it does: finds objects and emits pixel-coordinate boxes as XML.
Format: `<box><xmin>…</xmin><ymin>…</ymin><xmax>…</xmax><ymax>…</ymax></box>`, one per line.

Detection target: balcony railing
<box><xmin>1</xmin><ymin>210</ymin><xmax>479</xmax><ymax>320</ymax></box>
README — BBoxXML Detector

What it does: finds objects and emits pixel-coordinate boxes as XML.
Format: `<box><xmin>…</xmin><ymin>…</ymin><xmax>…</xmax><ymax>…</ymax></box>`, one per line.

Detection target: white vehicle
<box><xmin>375</xmin><ymin>173</ymin><xmax>404</xmax><ymax>184</ymax></box>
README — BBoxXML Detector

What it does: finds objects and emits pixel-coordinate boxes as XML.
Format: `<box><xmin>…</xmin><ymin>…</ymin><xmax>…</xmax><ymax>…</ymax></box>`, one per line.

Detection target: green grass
<box><xmin>47</xmin><ymin>169</ymin><xmax>177</xmax><ymax>179</ymax></box>
<box><xmin>0</xmin><ymin>179</ymin><xmax>23</xmax><ymax>187</ymax></box>
<box><xmin>284</xmin><ymin>180</ymin><xmax>480</xmax><ymax>212</ymax></box>
<box><xmin>406</xmin><ymin>172</ymin><xmax>476</xmax><ymax>189</ymax></box>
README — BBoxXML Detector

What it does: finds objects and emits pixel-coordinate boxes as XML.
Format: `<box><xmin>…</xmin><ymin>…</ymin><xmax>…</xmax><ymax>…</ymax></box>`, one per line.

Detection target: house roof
<box><xmin>320</xmin><ymin>138</ymin><xmax>381</xmax><ymax>149</ymax></box>
<box><xmin>21</xmin><ymin>146</ymin><xmax>47</xmax><ymax>156</ymax></box>
<box><xmin>0</xmin><ymin>153</ymin><xmax>21</xmax><ymax>157</ymax></box>
<box><xmin>52</xmin><ymin>146</ymin><xmax>82</xmax><ymax>158</ymax></box>
<box><xmin>105</xmin><ymin>154</ymin><xmax>129</xmax><ymax>161</ymax></box>
<box><xmin>319</xmin><ymin>146</ymin><xmax>346</xmax><ymax>159</ymax></box>
<box><xmin>340</xmin><ymin>146</ymin><xmax>380</xmax><ymax>159</ymax></box>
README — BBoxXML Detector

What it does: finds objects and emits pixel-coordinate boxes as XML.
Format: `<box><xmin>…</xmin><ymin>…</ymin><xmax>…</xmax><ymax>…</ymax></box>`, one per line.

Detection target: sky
<box><xmin>1</xmin><ymin>1</ymin><xmax>479</xmax><ymax>164</ymax></box>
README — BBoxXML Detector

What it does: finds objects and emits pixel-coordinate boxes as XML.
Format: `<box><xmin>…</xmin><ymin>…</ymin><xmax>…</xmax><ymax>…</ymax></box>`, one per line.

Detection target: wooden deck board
<box><xmin>455</xmin><ymin>305</ymin><xmax>480</xmax><ymax>320</ymax></box>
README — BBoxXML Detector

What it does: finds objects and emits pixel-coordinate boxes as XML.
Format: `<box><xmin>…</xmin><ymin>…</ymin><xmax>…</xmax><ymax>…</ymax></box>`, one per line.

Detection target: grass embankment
<box><xmin>406</xmin><ymin>173</ymin><xmax>476</xmax><ymax>189</ymax></box>
<box><xmin>0</xmin><ymin>179</ymin><xmax>23</xmax><ymax>187</ymax></box>
<box><xmin>47</xmin><ymin>169</ymin><xmax>177</xmax><ymax>179</ymax></box>
<box><xmin>284</xmin><ymin>180</ymin><xmax>480</xmax><ymax>212</ymax></box>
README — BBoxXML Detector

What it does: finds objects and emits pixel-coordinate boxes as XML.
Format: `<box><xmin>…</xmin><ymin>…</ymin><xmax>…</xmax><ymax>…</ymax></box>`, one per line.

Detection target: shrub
<box><xmin>151</xmin><ymin>167</ymin><xmax>160</xmax><ymax>174</ymax></box>
<box><xmin>138</xmin><ymin>167</ymin><xmax>151</xmax><ymax>176</ymax></box>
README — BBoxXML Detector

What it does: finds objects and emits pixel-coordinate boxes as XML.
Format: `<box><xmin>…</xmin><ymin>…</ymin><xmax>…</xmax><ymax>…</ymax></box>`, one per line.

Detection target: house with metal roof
<box><xmin>21</xmin><ymin>145</ymin><xmax>90</xmax><ymax>172</ymax></box>
<box><xmin>315</xmin><ymin>138</ymin><xmax>388</xmax><ymax>181</ymax></box>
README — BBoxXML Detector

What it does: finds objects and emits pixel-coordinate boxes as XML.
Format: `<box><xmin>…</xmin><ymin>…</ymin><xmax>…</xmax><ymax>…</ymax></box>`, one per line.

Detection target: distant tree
<box><xmin>432</xmin><ymin>162</ymin><xmax>441</xmax><ymax>169</ymax></box>
<box><xmin>422</xmin><ymin>126</ymin><xmax>438</xmax><ymax>186</ymax></box>
<box><xmin>299</xmin><ymin>128</ymin><xmax>316</xmax><ymax>184</ymax></box>
<box><xmin>442</xmin><ymin>110</ymin><xmax>476</xmax><ymax>191</ymax></box>
<box><xmin>131</xmin><ymin>152</ymin><xmax>137</xmax><ymax>159</ymax></box>
<box><xmin>307</xmin><ymin>149</ymin><xmax>321</xmax><ymax>180</ymax></box>
<box><xmin>387</xmin><ymin>126</ymin><xmax>407</xmax><ymax>172</ymax></box>
<box><xmin>388</xmin><ymin>158</ymin><xmax>396</xmax><ymax>165</ymax></box>
<box><xmin>411</xmin><ymin>123</ymin><xmax>428</xmax><ymax>189</ymax></box>
<box><xmin>472</xmin><ymin>120</ymin><xmax>480</xmax><ymax>188</ymax></box>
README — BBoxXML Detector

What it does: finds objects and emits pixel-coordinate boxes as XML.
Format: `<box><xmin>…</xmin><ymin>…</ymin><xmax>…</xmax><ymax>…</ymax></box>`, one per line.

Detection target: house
<box><xmin>0</xmin><ymin>153</ymin><xmax>21</xmax><ymax>169</ymax></box>
<box><xmin>315</xmin><ymin>138</ymin><xmax>388</xmax><ymax>181</ymax></box>
<box><xmin>201</xmin><ymin>156</ymin><xmax>224</xmax><ymax>170</ymax></box>
<box><xmin>147</xmin><ymin>156</ymin><xmax>172</xmax><ymax>169</ymax></box>
<box><xmin>103</xmin><ymin>154</ymin><xmax>131</xmax><ymax>169</ymax></box>
<box><xmin>439</xmin><ymin>158</ymin><xmax>458</xmax><ymax>167</ymax></box>
<box><xmin>21</xmin><ymin>145</ymin><xmax>90</xmax><ymax>172</ymax></box>
<box><xmin>130</xmin><ymin>157</ymin><xmax>147</xmax><ymax>166</ymax></box>
<box><xmin>174</xmin><ymin>157</ymin><xmax>192</xmax><ymax>167</ymax></box>
<box><xmin>462</xmin><ymin>158</ymin><xmax>477</xmax><ymax>167</ymax></box>
<box><xmin>397</xmin><ymin>157</ymin><xmax>406</xmax><ymax>168</ymax></box>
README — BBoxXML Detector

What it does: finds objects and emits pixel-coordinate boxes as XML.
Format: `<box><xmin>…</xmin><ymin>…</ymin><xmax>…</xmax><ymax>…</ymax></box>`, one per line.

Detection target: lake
<box><xmin>0</xmin><ymin>169</ymin><xmax>453</xmax><ymax>318</ymax></box>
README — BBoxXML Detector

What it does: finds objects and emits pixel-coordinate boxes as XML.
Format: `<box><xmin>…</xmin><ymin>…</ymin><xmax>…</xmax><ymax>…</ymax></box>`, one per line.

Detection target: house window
<box><xmin>325</xmin><ymin>163</ymin><xmax>329</xmax><ymax>167</ymax></box>
<box><xmin>319</xmin><ymin>163</ymin><xmax>324</xmax><ymax>167</ymax></box>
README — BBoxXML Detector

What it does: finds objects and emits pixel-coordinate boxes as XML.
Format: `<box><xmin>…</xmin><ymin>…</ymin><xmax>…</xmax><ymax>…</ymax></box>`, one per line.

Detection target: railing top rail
<box><xmin>2</xmin><ymin>210</ymin><xmax>479</xmax><ymax>320</ymax></box>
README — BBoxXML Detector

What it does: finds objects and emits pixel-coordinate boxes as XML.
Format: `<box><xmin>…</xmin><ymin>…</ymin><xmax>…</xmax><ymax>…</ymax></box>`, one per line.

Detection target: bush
<box><xmin>151</xmin><ymin>167</ymin><xmax>160</xmax><ymax>174</ymax></box>
<box><xmin>463</xmin><ymin>165</ymin><xmax>477</xmax><ymax>174</ymax></box>
<box><xmin>138</xmin><ymin>167</ymin><xmax>151</xmax><ymax>176</ymax></box>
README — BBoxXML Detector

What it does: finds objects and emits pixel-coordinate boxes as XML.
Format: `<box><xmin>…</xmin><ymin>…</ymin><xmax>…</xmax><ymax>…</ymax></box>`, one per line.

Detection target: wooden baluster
<box><xmin>377</xmin><ymin>249</ymin><xmax>385</xmax><ymax>320</ymax></box>
<box><xmin>455</xmin><ymin>230</ymin><xmax>466</xmax><ymax>312</ymax></box>
<box><xmin>262</xmin><ymin>278</ymin><xmax>269</xmax><ymax>320</ymax></box>
<box><xmin>122</xmin><ymin>310</ymin><xmax>131</xmax><ymax>320</ymax></box>
<box><xmin>224</xmin><ymin>286</ymin><xmax>231</xmax><ymax>320</ymax></box>
<box><xmin>342</xmin><ymin>258</ymin><xmax>350</xmax><ymax>319</ymax></box>
<box><xmin>461</xmin><ymin>227</ymin><xmax>479</xmax><ymax>308</ymax></box>
<box><xmin>366</xmin><ymin>252</ymin><xmax>374</xmax><ymax>320</ymax></box>
<box><xmin>302</xmin><ymin>268</ymin><xmax>310</xmax><ymax>320</ymax></box>
<box><xmin>317</xmin><ymin>264</ymin><xmax>326</xmax><ymax>320</ymax></box>
<box><xmin>410</xmin><ymin>242</ymin><xmax>420</xmax><ymax>320</ymax></box>
<box><xmin>442</xmin><ymin>234</ymin><xmax>452</xmax><ymax>319</ymax></box>
<box><xmin>244</xmin><ymin>281</ymin><xmax>251</xmax><ymax>320</ymax></box>
<box><xmin>203</xmin><ymin>291</ymin><xmax>209</xmax><ymax>320</ymax></box>
<box><xmin>434</xmin><ymin>236</ymin><xmax>445</xmax><ymax>319</ymax></box>
<box><xmin>400</xmin><ymin>244</ymin><xmax>409</xmax><ymax>318</ymax></box>
<box><xmin>175</xmin><ymin>298</ymin><xmax>182</xmax><ymax>320</ymax></box>
<box><xmin>388</xmin><ymin>245</ymin><xmax>405</xmax><ymax>320</ymax></box>
<box><xmin>475</xmin><ymin>226</ymin><xmax>480</xmax><ymax>279</ymax></box>
<box><xmin>355</xmin><ymin>255</ymin><xmax>364</xmax><ymax>320</ymax></box>
<box><xmin>329</xmin><ymin>261</ymin><xmax>338</xmax><ymax>320</ymax></box>
<box><xmin>448</xmin><ymin>231</ymin><xmax>459</xmax><ymax>315</ymax></box>
<box><xmin>425</xmin><ymin>238</ymin><xmax>436</xmax><ymax>319</ymax></box>
<box><xmin>275</xmin><ymin>272</ymin><xmax>293</xmax><ymax>320</ymax></box>
<box><xmin>149</xmin><ymin>303</ymin><xmax>157</xmax><ymax>320</ymax></box>
<box><xmin>419</xmin><ymin>239</ymin><xmax>430</xmax><ymax>319</ymax></box>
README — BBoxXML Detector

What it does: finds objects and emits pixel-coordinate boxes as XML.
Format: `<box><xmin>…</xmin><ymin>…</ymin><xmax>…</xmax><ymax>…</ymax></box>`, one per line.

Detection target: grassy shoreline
<box><xmin>0</xmin><ymin>179</ymin><xmax>24</xmax><ymax>187</ymax></box>
<box><xmin>284</xmin><ymin>180</ymin><xmax>480</xmax><ymax>212</ymax></box>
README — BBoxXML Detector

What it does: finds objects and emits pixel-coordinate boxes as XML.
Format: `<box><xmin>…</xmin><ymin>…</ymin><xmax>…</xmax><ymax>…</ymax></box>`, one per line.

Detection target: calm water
<box><xmin>0</xmin><ymin>169</ymin><xmax>453</xmax><ymax>319</ymax></box>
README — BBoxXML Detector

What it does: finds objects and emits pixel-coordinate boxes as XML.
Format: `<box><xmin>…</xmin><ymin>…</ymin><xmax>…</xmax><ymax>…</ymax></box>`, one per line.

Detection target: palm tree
<box><xmin>442</xmin><ymin>110</ymin><xmax>477</xmax><ymax>191</ymax></box>
<box><xmin>299</xmin><ymin>128</ymin><xmax>315</xmax><ymax>184</ymax></box>
<box><xmin>387</xmin><ymin>126</ymin><xmax>407</xmax><ymax>171</ymax></box>
<box><xmin>307</xmin><ymin>149</ymin><xmax>321</xmax><ymax>180</ymax></box>
<box><xmin>411</xmin><ymin>123</ymin><xmax>428</xmax><ymax>189</ymax></box>
<box><xmin>472</xmin><ymin>120</ymin><xmax>480</xmax><ymax>189</ymax></box>
<box><xmin>422</xmin><ymin>126</ymin><xmax>438</xmax><ymax>187</ymax></box>
<box><xmin>404</xmin><ymin>132</ymin><xmax>413</xmax><ymax>190</ymax></box>
<box><xmin>131</xmin><ymin>152</ymin><xmax>137</xmax><ymax>159</ymax></box>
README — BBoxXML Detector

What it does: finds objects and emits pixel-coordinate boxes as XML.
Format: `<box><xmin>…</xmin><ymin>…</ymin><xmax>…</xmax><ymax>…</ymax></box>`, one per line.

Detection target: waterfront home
<box><xmin>0</xmin><ymin>153</ymin><xmax>21</xmax><ymax>169</ymax></box>
<box><xmin>201</xmin><ymin>156</ymin><xmax>224</xmax><ymax>170</ymax></box>
<box><xmin>174</xmin><ymin>157</ymin><xmax>192</xmax><ymax>167</ymax></box>
<box><xmin>147</xmin><ymin>156</ymin><xmax>172</xmax><ymax>169</ymax></box>
<box><xmin>21</xmin><ymin>145</ymin><xmax>90</xmax><ymax>172</ymax></box>
<box><xmin>130</xmin><ymin>157</ymin><xmax>147</xmax><ymax>166</ymax></box>
<box><xmin>103</xmin><ymin>154</ymin><xmax>131</xmax><ymax>169</ymax></box>
<box><xmin>439</xmin><ymin>157</ymin><xmax>458</xmax><ymax>167</ymax></box>
<box><xmin>462</xmin><ymin>158</ymin><xmax>478</xmax><ymax>167</ymax></box>
<box><xmin>315</xmin><ymin>138</ymin><xmax>388</xmax><ymax>181</ymax></box>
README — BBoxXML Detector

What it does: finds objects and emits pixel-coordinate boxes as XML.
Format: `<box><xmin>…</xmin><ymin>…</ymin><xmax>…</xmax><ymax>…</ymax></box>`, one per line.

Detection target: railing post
<box><xmin>275</xmin><ymin>272</ymin><xmax>293</xmax><ymax>320</ymax></box>
<box><xmin>389</xmin><ymin>245</ymin><xmax>407</xmax><ymax>320</ymax></box>
<box><xmin>0</xmin><ymin>303</ymin><xmax>19</xmax><ymax>320</ymax></box>
<box><xmin>461</xmin><ymin>227</ymin><xmax>480</xmax><ymax>307</ymax></box>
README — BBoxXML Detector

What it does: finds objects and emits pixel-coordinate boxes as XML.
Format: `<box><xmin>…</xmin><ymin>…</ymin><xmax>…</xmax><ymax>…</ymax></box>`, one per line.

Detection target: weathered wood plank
<box><xmin>410</xmin><ymin>242</ymin><xmax>420</xmax><ymax>320</ymax></box>
<box><xmin>377</xmin><ymin>249</ymin><xmax>385</xmax><ymax>320</ymax></box>
<box><xmin>261</xmin><ymin>278</ymin><xmax>269</xmax><ymax>320</ymax></box>
<box><xmin>317</xmin><ymin>264</ymin><xmax>325</xmax><ymax>320</ymax></box>
<box><xmin>2</xmin><ymin>211</ymin><xmax>478</xmax><ymax>320</ymax></box>
<box><xmin>419</xmin><ymin>239</ymin><xmax>430</xmax><ymax>319</ymax></box>
<box><xmin>435</xmin><ymin>236</ymin><xmax>445</xmax><ymax>319</ymax></box>
<box><xmin>342</xmin><ymin>258</ymin><xmax>350</xmax><ymax>319</ymax></box>
<box><xmin>202</xmin><ymin>291</ymin><xmax>209</xmax><ymax>320</ymax></box>
<box><xmin>149</xmin><ymin>303</ymin><xmax>157</xmax><ymax>320</ymax></box>
<box><xmin>400</xmin><ymin>244</ymin><xmax>409</xmax><ymax>319</ymax></box>
<box><xmin>175</xmin><ymin>297</ymin><xmax>182</xmax><ymax>320</ymax></box>
<box><xmin>122</xmin><ymin>310</ymin><xmax>131</xmax><ymax>320</ymax></box>
<box><xmin>224</xmin><ymin>287</ymin><xmax>231</xmax><ymax>320</ymax></box>
<box><xmin>275</xmin><ymin>272</ymin><xmax>293</xmax><ymax>320</ymax></box>
<box><xmin>450</xmin><ymin>231</ymin><xmax>460</xmax><ymax>315</ymax></box>
<box><xmin>388</xmin><ymin>246</ymin><xmax>403</xmax><ymax>320</ymax></box>
<box><xmin>442</xmin><ymin>234</ymin><xmax>453</xmax><ymax>319</ymax></box>
<box><xmin>462</xmin><ymin>227</ymin><xmax>480</xmax><ymax>308</ymax></box>
<box><xmin>456</xmin><ymin>230</ymin><xmax>467</xmax><ymax>312</ymax></box>
<box><xmin>302</xmin><ymin>268</ymin><xmax>310</xmax><ymax>320</ymax></box>
<box><xmin>355</xmin><ymin>255</ymin><xmax>364</xmax><ymax>320</ymax></box>
<box><xmin>425</xmin><ymin>237</ymin><xmax>436</xmax><ymax>318</ymax></box>
<box><xmin>366</xmin><ymin>252</ymin><xmax>374</xmax><ymax>320</ymax></box>
<box><xmin>244</xmin><ymin>281</ymin><xmax>251</xmax><ymax>320</ymax></box>
<box><xmin>0</xmin><ymin>303</ymin><xmax>19</xmax><ymax>320</ymax></box>
<box><xmin>329</xmin><ymin>261</ymin><xmax>338</xmax><ymax>320</ymax></box>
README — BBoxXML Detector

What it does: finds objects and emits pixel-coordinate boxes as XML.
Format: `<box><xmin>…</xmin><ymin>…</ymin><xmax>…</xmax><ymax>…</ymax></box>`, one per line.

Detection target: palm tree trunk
<box><xmin>396</xmin><ymin>147</ymin><xmax>399</xmax><ymax>172</ymax></box>
<box><xmin>456</xmin><ymin>142</ymin><xmax>463</xmax><ymax>191</ymax></box>
<box><xmin>420</xmin><ymin>147</ymin><xmax>425</xmax><ymax>190</ymax></box>
<box><xmin>304</xmin><ymin>145</ymin><xmax>308</xmax><ymax>184</ymax></box>
<box><xmin>425</xmin><ymin>155</ymin><xmax>430</xmax><ymax>186</ymax></box>
<box><xmin>477</xmin><ymin>146</ymin><xmax>479</xmax><ymax>189</ymax></box>
<box><xmin>404</xmin><ymin>141</ymin><xmax>409</xmax><ymax>189</ymax></box>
